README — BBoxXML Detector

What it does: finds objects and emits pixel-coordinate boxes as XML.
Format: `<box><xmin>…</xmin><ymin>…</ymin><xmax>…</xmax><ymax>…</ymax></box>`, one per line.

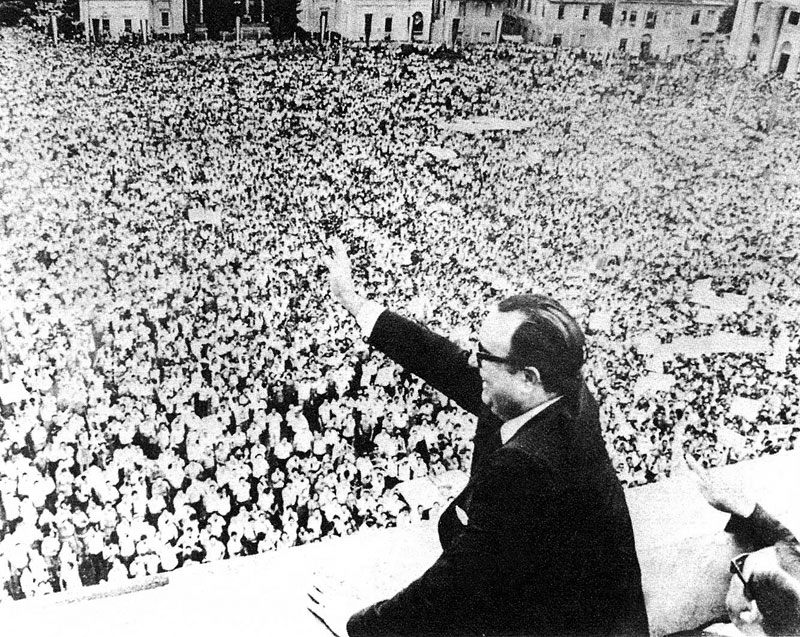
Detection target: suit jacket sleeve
<box><xmin>367</xmin><ymin>310</ymin><xmax>483</xmax><ymax>418</ymax></box>
<box><xmin>346</xmin><ymin>450</ymin><xmax>560</xmax><ymax>636</ymax></box>
<box><xmin>726</xmin><ymin>503</ymin><xmax>800</xmax><ymax>549</ymax></box>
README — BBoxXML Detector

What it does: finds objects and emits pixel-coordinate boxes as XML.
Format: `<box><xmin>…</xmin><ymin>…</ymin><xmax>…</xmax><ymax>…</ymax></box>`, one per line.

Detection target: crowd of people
<box><xmin>0</xmin><ymin>28</ymin><xmax>798</xmax><ymax>601</ymax></box>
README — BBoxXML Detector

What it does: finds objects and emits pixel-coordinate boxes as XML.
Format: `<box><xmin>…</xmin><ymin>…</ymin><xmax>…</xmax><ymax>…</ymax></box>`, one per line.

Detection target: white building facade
<box><xmin>432</xmin><ymin>0</ymin><xmax>504</xmax><ymax>45</ymax></box>
<box><xmin>505</xmin><ymin>0</ymin><xmax>732</xmax><ymax>56</ymax></box>
<box><xmin>729</xmin><ymin>0</ymin><xmax>800</xmax><ymax>75</ymax></box>
<box><xmin>79</xmin><ymin>0</ymin><xmax>186</xmax><ymax>39</ymax></box>
<box><xmin>298</xmin><ymin>0</ymin><xmax>503</xmax><ymax>43</ymax></box>
<box><xmin>612</xmin><ymin>0</ymin><xmax>731</xmax><ymax>56</ymax></box>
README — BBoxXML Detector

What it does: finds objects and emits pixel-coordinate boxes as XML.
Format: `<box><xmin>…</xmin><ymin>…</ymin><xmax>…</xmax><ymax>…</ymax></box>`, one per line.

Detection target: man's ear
<box><xmin>739</xmin><ymin>600</ymin><xmax>763</xmax><ymax>626</ymax></box>
<box><xmin>522</xmin><ymin>366</ymin><xmax>541</xmax><ymax>387</ymax></box>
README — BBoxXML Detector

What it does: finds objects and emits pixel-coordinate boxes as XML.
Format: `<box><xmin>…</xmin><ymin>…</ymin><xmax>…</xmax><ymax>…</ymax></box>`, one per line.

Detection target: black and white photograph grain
<box><xmin>0</xmin><ymin>2</ymin><xmax>798</xmax><ymax>636</ymax></box>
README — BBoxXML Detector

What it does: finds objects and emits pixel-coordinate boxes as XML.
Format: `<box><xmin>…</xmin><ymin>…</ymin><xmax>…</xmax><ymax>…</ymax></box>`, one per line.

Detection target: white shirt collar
<box><xmin>500</xmin><ymin>396</ymin><xmax>563</xmax><ymax>445</ymax></box>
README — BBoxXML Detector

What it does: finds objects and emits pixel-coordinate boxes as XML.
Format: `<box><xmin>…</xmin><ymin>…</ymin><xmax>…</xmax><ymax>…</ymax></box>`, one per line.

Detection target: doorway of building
<box><xmin>364</xmin><ymin>13</ymin><xmax>372</xmax><ymax>43</ymax></box>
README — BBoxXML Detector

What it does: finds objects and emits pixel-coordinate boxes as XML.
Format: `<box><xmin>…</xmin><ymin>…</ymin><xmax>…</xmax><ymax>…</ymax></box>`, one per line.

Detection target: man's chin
<box><xmin>484</xmin><ymin>398</ymin><xmax>505</xmax><ymax>420</ymax></box>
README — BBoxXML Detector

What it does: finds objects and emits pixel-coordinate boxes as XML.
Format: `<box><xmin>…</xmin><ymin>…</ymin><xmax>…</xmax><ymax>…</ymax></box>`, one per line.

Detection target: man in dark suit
<box><xmin>689</xmin><ymin>457</ymin><xmax>800</xmax><ymax>636</ymax></box>
<box><xmin>308</xmin><ymin>239</ymin><xmax>649</xmax><ymax>636</ymax></box>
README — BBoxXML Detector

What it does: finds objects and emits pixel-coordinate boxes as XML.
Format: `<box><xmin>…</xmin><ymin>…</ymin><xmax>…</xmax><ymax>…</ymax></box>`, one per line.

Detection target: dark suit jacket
<box><xmin>347</xmin><ymin>310</ymin><xmax>649</xmax><ymax>637</ymax></box>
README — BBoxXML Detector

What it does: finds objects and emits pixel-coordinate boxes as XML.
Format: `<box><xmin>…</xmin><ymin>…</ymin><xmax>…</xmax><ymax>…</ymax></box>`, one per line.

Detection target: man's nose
<box><xmin>725</xmin><ymin>579</ymin><xmax>749</xmax><ymax>617</ymax></box>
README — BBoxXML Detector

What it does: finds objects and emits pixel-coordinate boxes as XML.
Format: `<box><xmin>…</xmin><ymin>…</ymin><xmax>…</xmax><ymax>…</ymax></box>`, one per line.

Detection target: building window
<box><xmin>411</xmin><ymin>11</ymin><xmax>424</xmax><ymax>36</ymax></box>
<box><xmin>645</xmin><ymin>10</ymin><xmax>656</xmax><ymax>28</ymax></box>
<box><xmin>640</xmin><ymin>34</ymin><xmax>651</xmax><ymax>56</ymax></box>
<box><xmin>599</xmin><ymin>3</ymin><xmax>613</xmax><ymax>24</ymax></box>
<box><xmin>527</xmin><ymin>0</ymin><xmax>531</xmax><ymax>13</ymax></box>
<box><xmin>541</xmin><ymin>4</ymin><xmax>545</xmax><ymax>16</ymax></box>
<box><xmin>664</xmin><ymin>11</ymin><xmax>671</xmax><ymax>25</ymax></box>
<box><xmin>582</xmin><ymin>5</ymin><xmax>590</xmax><ymax>19</ymax></box>
<box><xmin>102</xmin><ymin>18</ymin><xmax>110</xmax><ymax>31</ymax></box>
<box><xmin>629</xmin><ymin>10</ymin><xmax>637</xmax><ymax>24</ymax></box>
<box><xmin>485</xmin><ymin>2</ymin><xmax>492</xmax><ymax>16</ymax></box>
<box><xmin>124</xmin><ymin>18</ymin><xmax>132</xmax><ymax>31</ymax></box>
<box><xmin>690</xmin><ymin>10</ymin><xmax>700</xmax><ymax>24</ymax></box>
<box><xmin>619</xmin><ymin>37</ymin><xmax>627</xmax><ymax>50</ymax></box>
<box><xmin>459</xmin><ymin>0</ymin><xmax>466</xmax><ymax>16</ymax></box>
<box><xmin>579</xmin><ymin>32</ymin><xmax>586</xmax><ymax>44</ymax></box>
<box><xmin>687</xmin><ymin>38</ymin><xmax>695</xmax><ymax>48</ymax></box>
<box><xmin>557</xmin><ymin>4</ymin><xmax>565</xmax><ymax>19</ymax></box>
<box><xmin>788</xmin><ymin>10</ymin><xmax>799</xmax><ymax>25</ymax></box>
<box><xmin>384</xmin><ymin>16</ymin><xmax>392</xmax><ymax>32</ymax></box>
<box><xmin>161</xmin><ymin>11</ymin><xmax>169</xmax><ymax>27</ymax></box>
<box><xmin>620</xmin><ymin>9</ymin><xmax>627</xmax><ymax>22</ymax></box>
<box><xmin>552</xmin><ymin>32</ymin><xmax>562</xmax><ymax>45</ymax></box>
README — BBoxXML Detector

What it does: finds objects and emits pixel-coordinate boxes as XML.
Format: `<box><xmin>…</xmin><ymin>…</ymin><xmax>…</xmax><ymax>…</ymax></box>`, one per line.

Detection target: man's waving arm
<box><xmin>323</xmin><ymin>238</ymin><xmax>483</xmax><ymax>416</ymax></box>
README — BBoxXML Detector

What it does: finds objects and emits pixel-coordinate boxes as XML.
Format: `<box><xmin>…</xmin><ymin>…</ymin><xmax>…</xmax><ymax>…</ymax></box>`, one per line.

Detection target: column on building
<box><xmin>199</xmin><ymin>0</ymin><xmax>204</xmax><ymax>23</ymax></box>
<box><xmin>757</xmin><ymin>4</ymin><xmax>785</xmax><ymax>73</ymax></box>
<box><xmin>786</xmin><ymin>43</ymin><xmax>800</xmax><ymax>77</ymax></box>
<box><xmin>84</xmin><ymin>0</ymin><xmax>91</xmax><ymax>43</ymax></box>
<box><xmin>732</xmin><ymin>0</ymin><xmax>759</xmax><ymax>66</ymax></box>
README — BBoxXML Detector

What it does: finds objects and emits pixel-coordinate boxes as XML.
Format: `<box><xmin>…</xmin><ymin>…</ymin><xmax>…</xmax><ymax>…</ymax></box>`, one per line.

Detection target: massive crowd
<box><xmin>0</xmin><ymin>27</ymin><xmax>798</xmax><ymax>601</ymax></box>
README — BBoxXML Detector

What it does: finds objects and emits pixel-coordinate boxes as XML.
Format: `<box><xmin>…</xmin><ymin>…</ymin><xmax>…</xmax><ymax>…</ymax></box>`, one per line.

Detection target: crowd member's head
<box><xmin>475</xmin><ymin>294</ymin><xmax>585</xmax><ymax>421</ymax></box>
<box><xmin>728</xmin><ymin>541</ymin><xmax>800</xmax><ymax>636</ymax></box>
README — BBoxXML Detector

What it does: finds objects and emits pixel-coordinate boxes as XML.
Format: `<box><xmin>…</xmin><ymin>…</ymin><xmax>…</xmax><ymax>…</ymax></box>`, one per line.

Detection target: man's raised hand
<box><xmin>322</xmin><ymin>237</ymin><xmax>365</xmax><ymax>317</ymax></box>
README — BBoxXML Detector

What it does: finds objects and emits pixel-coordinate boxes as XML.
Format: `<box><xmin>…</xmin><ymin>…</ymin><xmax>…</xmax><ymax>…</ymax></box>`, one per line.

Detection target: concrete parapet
<box><xmin>1</xmin><ymin>450</ymin><xmax>797</xmax><ymax>636</ymax></box>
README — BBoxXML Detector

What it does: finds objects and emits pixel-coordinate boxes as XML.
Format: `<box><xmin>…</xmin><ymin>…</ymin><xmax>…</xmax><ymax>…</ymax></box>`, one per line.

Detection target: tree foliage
<box><xmin>0</xmin><ymin>0</ymin><xmax>81</xmax><ymax>37</ymax></box>
<box><xmin>264</xmin><ymin>0</ymin><xmax>299</xmax><ymax>39</ymax></box>
<box><xmin>204</xmin><ymin>0</ymin><xmax>237</xmax><ymax>38</ymax></box>
<box><xmin>201</xmin><ymin>0</ymin><xmax>298</xmax><ymax>40</ymax></box>
<box><xmin>0</xmin><ymin>0</ymin><xmax>36</xmax><ymax>26</ymax></box>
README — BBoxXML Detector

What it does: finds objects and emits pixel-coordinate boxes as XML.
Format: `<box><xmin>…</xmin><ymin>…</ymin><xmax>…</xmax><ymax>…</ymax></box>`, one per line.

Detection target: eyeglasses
<box><xmin>474</xmin><ymin>344</ymin><xmax>516</xmax><ymax>369</ymax></box>
<box><xmin>730</xmin><ymin>552</ymin><xmax>754</xmax><ymax>600</ymax></box>
<box><xmin>474</xmin><ymin>344</ymin><xmax>537</xmax><ymax>373</ymax></box>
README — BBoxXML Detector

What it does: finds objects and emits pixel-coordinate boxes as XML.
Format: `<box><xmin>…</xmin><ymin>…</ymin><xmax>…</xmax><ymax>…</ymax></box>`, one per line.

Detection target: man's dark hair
<box><xmin>752</xmin><ymin>542</ymin><xmax>800</xmax><ymax>636</ymax></box>
<box><xmin>497</xmin><ymin>294</ymin><xmax>586</xmax><ymax>400</ymax></box>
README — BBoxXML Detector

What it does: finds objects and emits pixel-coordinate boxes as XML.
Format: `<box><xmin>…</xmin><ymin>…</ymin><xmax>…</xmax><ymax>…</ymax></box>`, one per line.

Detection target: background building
<box><xmin>298</xmin><ymin>0</ymin><xmax>503</xmax><ymax>43</ymax></box>
<box><xmin>432</xmin><ymin>0</ymin><xmax>504</xmax><ymax>45</ymax></box>
<box><xmin>299</xmin><ymin>0</ymin><xmax>433</xmax><ymax>42</ymax></box>
<box><xmin>79</xmin><ymin>0</ymin><xmax>186</xmax><ymax>39</ymax></box>
<box><xmin>729</xmin><ymin>0</ymin><xmax>800</xmax><ymax>75</ymax></box>
<box><xmin>612</xmin><ymin>0</ymin><xmax>731</xmax><ymax>57</ymax></box>
<box><xmin>505</xmin><ymin>0</ymin><xmax>732</xmax><ymax>56</ymax></box>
